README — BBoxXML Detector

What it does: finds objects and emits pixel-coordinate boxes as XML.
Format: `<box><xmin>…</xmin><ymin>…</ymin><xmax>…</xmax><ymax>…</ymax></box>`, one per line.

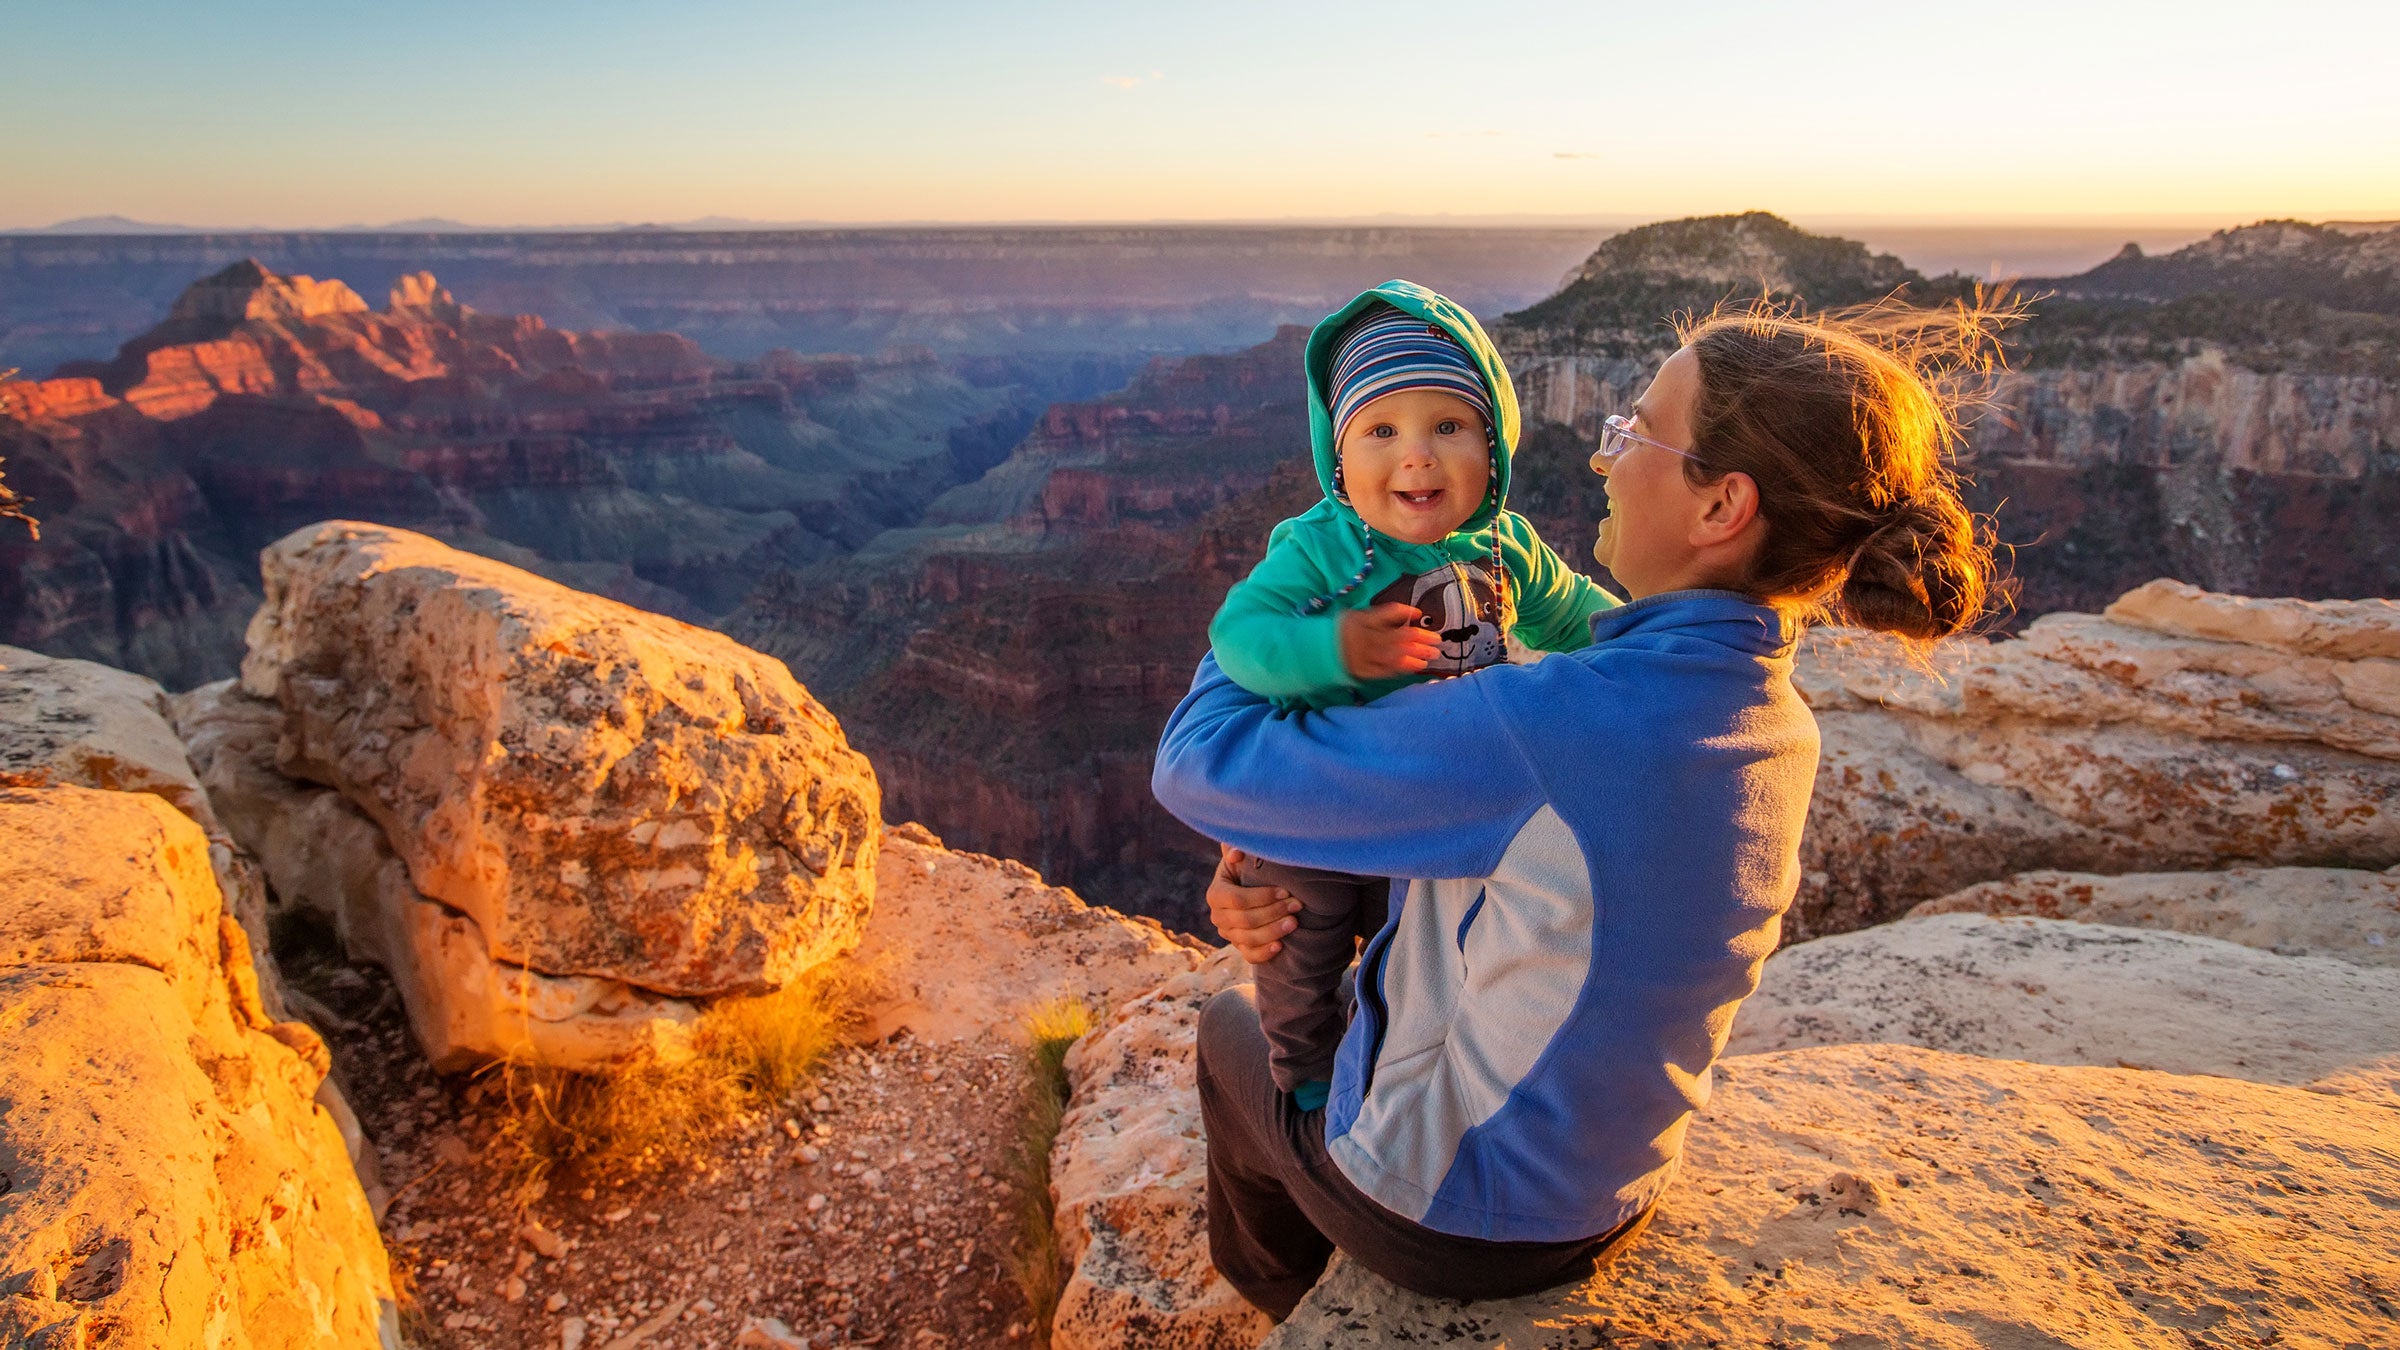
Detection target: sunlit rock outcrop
<box><xmin>1792</xmin><ymin>580</ymin><xmax>2400</xmax><ymax>936</ymax></box>
<box><xmin>0</xmin><ymin>784</ymin><xmax>394</xmax><ymax>1348</ymax></box>
<box><xmin>213</xmin><ymin>520</ymin><xmax>879</xmax><ymax>1068</ymax></box>
<box><xmin>1049</xmin><ymin>951</ymin><xmax>1267</xmax><ymax>1350</ymax></box>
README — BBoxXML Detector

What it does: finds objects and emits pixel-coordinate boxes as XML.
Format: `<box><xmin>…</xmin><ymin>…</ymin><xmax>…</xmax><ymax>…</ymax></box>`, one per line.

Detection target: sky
<box><xmin>5</xmin><ymin>0</ymin><xmax>2397</xmax><ymax>230</ymax></box>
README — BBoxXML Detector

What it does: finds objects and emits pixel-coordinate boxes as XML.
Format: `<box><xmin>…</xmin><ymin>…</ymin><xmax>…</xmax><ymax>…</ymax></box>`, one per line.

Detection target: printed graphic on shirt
<box><xmin>1371</xmin><ymin>561</ymin><xmax>1506</xmax><ymax>677</ymax></box>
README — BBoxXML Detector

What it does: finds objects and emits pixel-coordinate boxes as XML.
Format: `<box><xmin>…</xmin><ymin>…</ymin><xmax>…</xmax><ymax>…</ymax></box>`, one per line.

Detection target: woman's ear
<box><xmin>1689</xmin><ymin>470</ymin><xmax>1761</xmax><ymax>548</ymax></box>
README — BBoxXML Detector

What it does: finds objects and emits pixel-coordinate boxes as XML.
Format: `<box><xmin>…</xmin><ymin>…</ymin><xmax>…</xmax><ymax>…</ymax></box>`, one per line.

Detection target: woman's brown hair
<box><xmin>1676</xmin><ymin>298</ymin><xmax>2014</xmax><ymax>641</ymax></box>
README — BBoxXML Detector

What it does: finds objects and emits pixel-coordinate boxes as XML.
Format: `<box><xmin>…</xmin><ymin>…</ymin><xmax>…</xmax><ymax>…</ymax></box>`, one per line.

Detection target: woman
<box><xmin>1150</xmin><ymin>303</ymin><xmax>2001</xmax><ymax>1317</ymax></box>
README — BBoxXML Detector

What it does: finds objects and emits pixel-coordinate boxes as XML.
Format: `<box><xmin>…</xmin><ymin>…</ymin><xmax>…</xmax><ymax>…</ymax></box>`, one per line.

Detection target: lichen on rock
<box><xmin>239</xmin><ymin>521</ymin><xmax>881</xmax><ymax>1023</ymax></box>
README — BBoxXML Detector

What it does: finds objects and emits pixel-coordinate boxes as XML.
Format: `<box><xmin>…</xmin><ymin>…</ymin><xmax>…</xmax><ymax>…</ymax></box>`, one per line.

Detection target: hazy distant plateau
<box><xmin>0</xmin><ymin>222</ymin><xmax>2233</xmax><ymax>377</ymax></box>
<box><xmin>0</xmin><ymin>226</ymin><xmax>1604</xmax><ymax>374</ymax></box>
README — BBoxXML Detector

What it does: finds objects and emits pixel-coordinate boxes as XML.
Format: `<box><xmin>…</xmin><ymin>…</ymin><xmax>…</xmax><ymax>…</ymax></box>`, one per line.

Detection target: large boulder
<box><xmin>231</xmin><ymin>521</ymin><xmax>879</xmax><ymax>1060</ymax></box>
<box><xmin>1910</xmin><ymin>865</ymin><xmax>2400</xmax><ymax>967</ymax></box>
<box><xmin>1726</xmin><ymin>913</ymin><xmax>2400</xmax><ymax>1099</ymax></box>
<box><xmin>1795</xmin><ymin>581</ymin><xmax>2400</xmax><ymax>936</ymax></box>
<box><xmin>173</xmin><ymin>679</ymin><xmax>703</xmax><ymax>1071</ymax></box>
<box><xmin>1049</xmin><ymin>951</ymin><xmax>1268</xmax><ymax>1350</ymax></box>
<box><xmin>0</xmin><ymin>784</ymin><xmax>394</xmax><ymax>1347</ymax></box>
<box><xmin>1263</xmin><ymin>1046</ymin><xmax>2399</xmax><ymax>1349</ymax></box>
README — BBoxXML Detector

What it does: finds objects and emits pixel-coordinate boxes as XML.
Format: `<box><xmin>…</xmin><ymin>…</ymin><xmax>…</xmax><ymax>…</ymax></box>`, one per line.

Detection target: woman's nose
<box><xmin>1588</xmin><ymin>446</ymin><xmax>1611</xmax><ymax>476</ymax></box>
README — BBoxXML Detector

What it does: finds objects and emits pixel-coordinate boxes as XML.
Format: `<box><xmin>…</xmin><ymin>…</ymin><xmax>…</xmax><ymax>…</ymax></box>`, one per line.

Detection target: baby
<box><xmin>1207</xmin><ymin>280</ymin><xmax>1619</xmax><ymax>1109</ymax></box>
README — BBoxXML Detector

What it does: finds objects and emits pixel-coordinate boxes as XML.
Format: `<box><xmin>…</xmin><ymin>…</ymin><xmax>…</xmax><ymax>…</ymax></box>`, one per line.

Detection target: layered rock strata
<box><xmin>1910</xmin><ymin>864</ymin><xmax>2399</xmax><ymax>966</ymax></box>
<box><xmin>1496</xmin><ymin>214</ymin><xmax>2400</xmax><ymax>621</ymax></box>
<box><xmin>0</xmin><ymin>784</ymin><xmax>394</xmax><ymax>1347</ymax></box>
<box><xmin>1</xmin><ymin>260</ymin><xmax>1035</xmax><ymax>687</ymax></box>
<box><xmin>215</xmin><ymin>521</ymin><xmax>880</xmax><ymax>1068</ymax></box>
<box><xmin>1726</xmin><ymin>912</ymin><xmax>2400</xmax><ymax>1097</ymax></box>
<box><xmin>1791</xmin><ymin>580</ymin><xmax>2400</xmax><ymax>933</ymax></box>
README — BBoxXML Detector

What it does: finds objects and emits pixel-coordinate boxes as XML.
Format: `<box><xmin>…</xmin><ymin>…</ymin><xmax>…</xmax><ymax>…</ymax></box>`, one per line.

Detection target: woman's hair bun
<box><xmin>1837</xmin><ymin>493</ymin><xmax>1988</xmax><ymax>642</ymax></box>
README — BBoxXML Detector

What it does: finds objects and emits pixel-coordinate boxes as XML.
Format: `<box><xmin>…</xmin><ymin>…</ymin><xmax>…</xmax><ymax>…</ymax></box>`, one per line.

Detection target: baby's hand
<box><xmin>1340</xmin><ymin>603</ymin><xmax>1440</xmax><ymax>680</ymax></box>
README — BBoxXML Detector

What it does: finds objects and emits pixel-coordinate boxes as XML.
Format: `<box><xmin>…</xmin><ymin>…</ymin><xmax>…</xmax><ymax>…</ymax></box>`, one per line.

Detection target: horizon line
<box><xmin>10</xmin><ymin>209</ymin><xmax>2379</xmax><ymax>238</ymax></box>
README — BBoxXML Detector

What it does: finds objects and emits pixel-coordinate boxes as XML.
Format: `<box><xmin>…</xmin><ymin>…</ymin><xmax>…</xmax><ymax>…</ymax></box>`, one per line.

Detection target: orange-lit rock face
<box><xmin>0</xmin><ymin>784</ymin><xmax>394</xmax><ymax>1348</ymax></box>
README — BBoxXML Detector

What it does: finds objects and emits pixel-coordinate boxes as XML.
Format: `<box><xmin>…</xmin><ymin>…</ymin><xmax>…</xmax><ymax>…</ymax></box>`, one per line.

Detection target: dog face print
<box><xmin>1370</xmin><ymin>561</ymin><xmax>1504</xmax><ymax>676</ymax></box>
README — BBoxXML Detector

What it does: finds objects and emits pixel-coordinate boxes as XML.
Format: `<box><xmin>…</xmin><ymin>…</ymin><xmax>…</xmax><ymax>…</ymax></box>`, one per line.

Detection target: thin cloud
<box><xmin>1102</xmin><ymin>71</ymin><xmax>1166</xmax><ymax>89</ymax></box>
<box><xmin>1554</xmin><ymin>152</ymin><xmax>1604</xmax><ymax>159</ymax></box>
<box><xmin>1424</xmin><ymin>130</ymin><xmax>1506</xmax><ymax>140</ymax></box>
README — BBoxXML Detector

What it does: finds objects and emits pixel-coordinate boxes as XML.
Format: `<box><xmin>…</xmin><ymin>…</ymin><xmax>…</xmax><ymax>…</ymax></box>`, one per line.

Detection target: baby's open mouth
<box><xmin>1393</xmin><ymin>489</ymin><xmax>1446</xmax><ymax>508</ymax></box>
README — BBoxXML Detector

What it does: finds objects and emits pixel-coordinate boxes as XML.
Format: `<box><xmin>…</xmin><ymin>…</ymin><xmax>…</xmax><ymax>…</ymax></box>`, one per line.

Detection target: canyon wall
<box><xmin>0</xmin><ymin>262</ymin><xmax>1055</xmax><ymax>688</ymax></box>
<box><xmin>1500</xmin><ymin>213</ymin><xmax>2400</xmax><ymax>619</ymax></box>
<box><xmin>731</xmin><ymin>216</ymin><xmax>2400</xmax><ymax>926</ymax></box>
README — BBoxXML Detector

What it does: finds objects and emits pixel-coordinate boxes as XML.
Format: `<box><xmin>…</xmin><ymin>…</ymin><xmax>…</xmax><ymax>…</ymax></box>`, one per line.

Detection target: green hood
<box><xmin>1303</xmin><ymin>279</ymin><xmax>1522</xmax><ymax>536</ymax></box>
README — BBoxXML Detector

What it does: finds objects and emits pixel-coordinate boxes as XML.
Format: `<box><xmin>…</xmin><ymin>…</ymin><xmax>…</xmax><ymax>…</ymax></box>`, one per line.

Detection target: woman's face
<box><xmin>1591</xmin><ymin>346</ymin><xmax>1710</xmax><ymax>598</ymax></box>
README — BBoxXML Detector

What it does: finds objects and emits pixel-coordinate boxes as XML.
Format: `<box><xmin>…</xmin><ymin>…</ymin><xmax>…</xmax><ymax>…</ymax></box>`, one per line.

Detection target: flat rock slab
<box><xmin>1728</xmin><ymin>913</ymin><xmax>2400</xmax><ymax>1099</ymax></box>
<box><xmin>1266</xmin><ymin>1044</ymin><xmax>2400</xmax><ymax>1349</ymax></box>
<box><xmin>1911</xmin><ymin>865</ymin><xmax>2400</xmax><ymax>967</ymax></box>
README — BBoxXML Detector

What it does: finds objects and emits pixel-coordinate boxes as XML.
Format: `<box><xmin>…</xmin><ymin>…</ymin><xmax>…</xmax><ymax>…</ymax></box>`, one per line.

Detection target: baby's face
<box><xmin>1337</xmin><ymin>389</ymin><xmax>1490</xmax><ymax>544</ymax></box>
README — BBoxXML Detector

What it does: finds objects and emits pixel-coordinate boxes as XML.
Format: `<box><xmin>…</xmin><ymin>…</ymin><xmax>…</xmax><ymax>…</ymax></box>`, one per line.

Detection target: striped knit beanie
<box><xmin>1327</xmin><ymin>307</ymin><xmax>1493</xmax><ymax>442</ymax></box>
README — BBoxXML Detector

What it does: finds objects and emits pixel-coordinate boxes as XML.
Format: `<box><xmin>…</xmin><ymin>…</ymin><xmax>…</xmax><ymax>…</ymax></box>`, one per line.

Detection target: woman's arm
<box><xmin>1153</xmin><ymin>653</ymin><xmax>1548</xmax><ymax>880</ymax></box>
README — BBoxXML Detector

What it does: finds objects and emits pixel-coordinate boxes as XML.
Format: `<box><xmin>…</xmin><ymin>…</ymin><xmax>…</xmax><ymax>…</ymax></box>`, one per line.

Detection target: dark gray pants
<box><xmin>1235</xmin><ymin>856</ymin><xmax>1388</xmax><ymax>1092</ymax></box>
<box><xmin>1194</xmin><ymin>985</ymin><xmax>1654</xmax><ymax>1320</ymax></box>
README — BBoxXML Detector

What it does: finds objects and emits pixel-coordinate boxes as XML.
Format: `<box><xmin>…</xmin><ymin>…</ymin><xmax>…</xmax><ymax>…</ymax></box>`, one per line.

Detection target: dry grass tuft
<box><xmin>1004</xmin><ymin>996</ymin><xmax>1096</xmax><ymax>1348</ymax></box>
<box><xmin>487</xmin><ymin>959</ymin><xmax>878</xmax><ymax>1199</ymax></box>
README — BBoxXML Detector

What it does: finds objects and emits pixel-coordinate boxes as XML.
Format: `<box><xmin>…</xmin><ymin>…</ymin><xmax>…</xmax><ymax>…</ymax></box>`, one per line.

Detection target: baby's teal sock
<box><xmin>1292</xmin><ymin>1079</ymin><xmax>1330</xmax><ymax>1112</ymax></box>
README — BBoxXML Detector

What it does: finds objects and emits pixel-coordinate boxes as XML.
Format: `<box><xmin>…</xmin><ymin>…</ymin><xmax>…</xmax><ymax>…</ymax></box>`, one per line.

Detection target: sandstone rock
<box><xmin>854</xmin><ymin>831</ymin><xmax>1204</xmax><ymax>1044</ymax></box>
<box><xmin>1909</xmin><ymin>865</ymin><xmax>2400</xmax><ymax>966</ymax></box>
<box><xmin>1792</xmin><ymin>594</ymin><xmax>2400</xmax><ymax>935</ymax></box>
<box><xmin>1262</xmin><ymin>1046</ymin><xmax>2400</xmax><ymax>1349</ymax></box>
<box><xmin>2308</xmin><ymin>1054</ymin><xmax>2400</xmax><ymax>1105</ymax></box>
<box><xmin>0</xmin><ymin>644</ymin><xmax>278</xmax><ymax>961</ymax></box>
<box><xmin>173</xmin><ymin>679</ymin><xmax>701</xmax><ymax>1071</ymax></box>
<box><xmin>2108</xmin><ymin>576</ymin><xmax>2400</xmax><ymax>661</ymax></box>
<box><xmin>164</xmin><ymin>258</ymin><xmax>368</xmax><ymax>331</ymax></box>
<box><xmin>1726</xmin><ymin>913</ymin><xmax>2400</xmax><ymax>1099</ymax></box>
<box><xmin>0</xmin><ymin>644</ymin><xmax>219</xmax><ymax>829</ymax></box>
<box><xmin>241</xmin><ymin>521</ymin><xmax>879</xmax><ymax>1005</ymax></box>
<box><xmin>0</xmin><ymin>783</ymin><xmax>393</xmax><ymax>1347</ymax></box>
<box><xmin>1049</xmin><ymin>950</ymin><xmax>1270</xmax><ymax>1350</ymax></box>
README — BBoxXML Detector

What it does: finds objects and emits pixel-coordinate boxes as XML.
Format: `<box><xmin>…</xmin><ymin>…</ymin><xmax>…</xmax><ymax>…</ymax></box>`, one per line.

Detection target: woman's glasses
<box><xmin>1592</xmin><ymin>414</ymin><xmax>1702</xmax><ymax>470</ymax></box>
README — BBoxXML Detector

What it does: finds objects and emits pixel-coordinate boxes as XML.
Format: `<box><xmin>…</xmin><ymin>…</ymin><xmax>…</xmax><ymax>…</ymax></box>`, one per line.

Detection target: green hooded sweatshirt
<box><xmin>1208</xmin><ymin>280</ymin><xmax>1620</xmax><ymax>710</ymax></box>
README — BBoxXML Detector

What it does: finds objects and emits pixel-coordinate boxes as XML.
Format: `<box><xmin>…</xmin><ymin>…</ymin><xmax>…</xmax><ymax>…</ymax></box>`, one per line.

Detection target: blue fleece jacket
<box><xmin>1153</xmin><ymin>591</ymin><xmax>1821</xmax><ymax>1242</ymax></box>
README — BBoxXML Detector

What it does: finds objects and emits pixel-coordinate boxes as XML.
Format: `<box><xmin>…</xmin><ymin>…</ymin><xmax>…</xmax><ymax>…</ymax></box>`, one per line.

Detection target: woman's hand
<box><xmin>1340</xmin><ymin>603</ymin><xmax>1439</xmax><ymax>681</ymax></box>
<box><xmin>1210</xmin><ymin>844</ymin><xmax>1301</xmax><ymax>962</ymax></box>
